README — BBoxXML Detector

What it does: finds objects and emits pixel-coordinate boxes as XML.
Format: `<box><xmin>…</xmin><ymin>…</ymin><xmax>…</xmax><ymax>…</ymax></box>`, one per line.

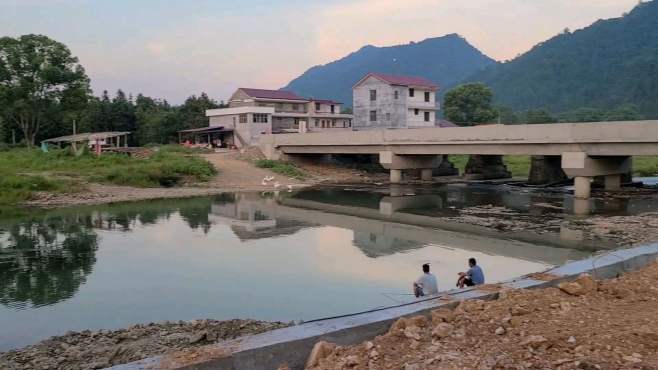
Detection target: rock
<box><xmin>495</xmin><ymin>327</ymin><xmax>506</xmax><ymax>335</ymax></box>
<box><xmin>520</xmin><ymin>335</ymin><xmax>548</xmax><ymax>348</ymax></box>
<box><xmin>344</xmin><ymin>355</ymin><xmax>359</xmax><ymax>367</ymax></box>
<box><xmin>369</xmin><ymin>349</ymin><xmax>379</xmax><ymax>360</ymax></box>
<box><xmin>411</xmin><ymin>315</ymin><xmax>429</xmax><ymax>328</ymax></box>
<box><xmin>431</xmin><ymin>308</ymin><xmax>455</xmax><ymax>323</ymax></box>
<box><xmin>388</xmin><ymin>318</ymin><xmax>410</xmax><ymax>335</ymax></box>
<box><xmin>567</xmin><ymin>336</ymin><xmax>576</xmax><ymax>343</ymax></box>
<box><xmin>404</xmin><ymin>363</ymin><xmax>420</xmax><ymax>370</ymax></box>
<box><xmin>188</xmin><ymin>331</ymin><xmax>207</xmax><ymax>344</ymax></box>
<box><xmin>574</xmin><ymin>274</ymin><xmax>597</xmax><ymax>293</ymax></box>
<box><xmin>558</xmin><ymin>282</ymin><xmax>587</xmax><ymax>296</ymax></box>
<box><xmin>365</xmin><ymin>341</ymin><xmax>374</xmax><ymax>351</ymax></box>
<box><xmin>306</xmin><ymin>341</ymin><xmax>336</xmax><ymax>367</ymax></box>
<box><xmin>511</xmin><ymin>305</ymin><xmax>531</xmax><ymax>316</ymax></box>
<box><xmin>431</xmin><ymin>323</ymin><xmax>454</xmax><ymax>339</ymax></box>
<box><xmin>403</xmin><ymin>325</ymin><xmax>422</xmax><ymax>341</ymax></box>
<box><xmin>622</xmin><ymin>355</ymin><xmax>642</xmax><ymax>363</ymax></box>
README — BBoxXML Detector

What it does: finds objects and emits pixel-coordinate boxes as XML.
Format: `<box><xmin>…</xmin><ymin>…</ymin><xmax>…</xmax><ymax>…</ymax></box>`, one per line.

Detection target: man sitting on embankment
<box><xmin>457</xmin><ymin>257</ymin><xmax>485</xmax><ymax>288</ymax></box>
<box><xmin>413</xmin><ymin>263</ymin><xmax>438</xmax><ymax>297</ymax></box>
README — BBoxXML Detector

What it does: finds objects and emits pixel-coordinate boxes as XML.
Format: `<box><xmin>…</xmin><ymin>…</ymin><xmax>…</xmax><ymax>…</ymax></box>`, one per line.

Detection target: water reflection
<box><xmin>2</xmin><ymin>185</ymin><xmax>657</xmax><ymax>350</ymax></box>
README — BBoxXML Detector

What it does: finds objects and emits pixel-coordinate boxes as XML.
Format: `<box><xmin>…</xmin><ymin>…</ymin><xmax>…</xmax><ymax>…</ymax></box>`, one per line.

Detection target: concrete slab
<box><xmin>108</xmin><ymin>243</ymin><xmax>658</xmax><ymax>370</ymax></box>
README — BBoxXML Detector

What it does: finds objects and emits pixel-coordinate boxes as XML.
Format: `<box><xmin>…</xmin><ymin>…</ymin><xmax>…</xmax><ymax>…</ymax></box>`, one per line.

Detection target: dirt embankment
<box><xmin>0</xmin><ymin>319</ymin><xmax>289</xmax><ymax>370</ymax></box>
<box><xmin>299</xmin><ymin>261</ymin><xmax>658</xmax><ymax>370</ymax></box>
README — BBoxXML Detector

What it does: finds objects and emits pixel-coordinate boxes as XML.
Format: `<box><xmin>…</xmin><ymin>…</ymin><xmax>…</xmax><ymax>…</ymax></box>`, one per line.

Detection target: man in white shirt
<box><xmin>413</xmin><ymin>263</ymin><xmax>438</xmax><ymax>297</ymax></box>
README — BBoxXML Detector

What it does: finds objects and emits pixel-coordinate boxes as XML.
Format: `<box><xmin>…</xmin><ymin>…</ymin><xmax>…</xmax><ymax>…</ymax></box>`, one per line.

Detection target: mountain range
<box><xmin>284</xmin><ymin>0</ymin><xmax>658</xmax><ymax>117</ymax></box>
<box><xmin>283</xmin><ymin>34</ymin><xmax>495</xmax><ymax>107</ymax></box>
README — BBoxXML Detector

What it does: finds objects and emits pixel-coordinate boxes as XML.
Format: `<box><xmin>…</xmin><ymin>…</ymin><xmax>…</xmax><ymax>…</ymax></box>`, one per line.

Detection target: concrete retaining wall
<box><xmin>108</xmin><ymin>243</ymin><xmax>658</xmax><ymax>370</ymax></box>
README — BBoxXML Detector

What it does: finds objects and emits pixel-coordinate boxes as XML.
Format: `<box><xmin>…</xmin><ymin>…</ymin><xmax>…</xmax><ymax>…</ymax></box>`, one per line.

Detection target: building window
<box><xmin>332</xmin><ymin>119</ymin><xmax>336</xmax><ymax>127</ymax></box>
<box><xmin>292</xmin><ymin>104</ymin><xmax>299</xmax><ymax>111</ymax></box>
<box><xmin>275</xmin><ymin>103</ymin><xmax>283</xmax><ymax>111</ymax></box>
<box><xmin>239</xmin><ymin>114</ymin><xmax>248</xmax><ymax>123</ymax></box>
<box><xmin>315</xmin><ymin>103</ymin><xmax>321</xmax><ymax>111</ymax></box>
<box><xmin>414</xmin><ymin>108</ymin><xmax>419</xmax><ymax>115</ymax></box>
<box><xmin>370</xmin><ymin>90</ymin><xmax>377</xmax><ymax>101</ymax></box>
<box><xmin>293</xmin><ymin>118</ymin><xmax>300</xmax><ymax>127</ymax></box>
<box><xmin>331</xmin><ymin>105</ymin><xmax>335</xmax><ymax>113</ymax></box>
<box><xmin>315</xmin><ymin>119</ymin><xmax>319</xmax><ymax>127</ymax></box>
<box><xmin>424</xmin><ymin>91</ymin><xmax>430</xmax><ymax>102</ymax></box>
<box><xmin>424</xmin><ymin>111</ymin><xmax>430</xmax><ymax>122</ymax></box>
<box><xmin>409</xmin><ymin>88</ymin><xmax>415</xmax><ymax>97</ymax></box>
<box><xmin>385</xmin><ymin>113</ymin><xmax>391</xmax><ymax>121</ymax></box>
<box><xmin>394</xmin><ymin>90</ymin><xmax>399</xmax><ymax>99</ymax></box>
<box><xmin>253</xmin><ymin>113</ymin><xmax>268</xmax><ymax>123</ymax></box>
<box><xmin>369</xmin><ymin>110</ymin><xmax>377</xmax><ymax>122</ymax></box>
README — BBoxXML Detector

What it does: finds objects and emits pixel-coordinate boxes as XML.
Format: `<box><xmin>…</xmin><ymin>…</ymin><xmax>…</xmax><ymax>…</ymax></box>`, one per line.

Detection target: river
<box><xmin>1</xmin><ymin>183</ymin><xmax>657</xmax><ymax>351</ymax></box>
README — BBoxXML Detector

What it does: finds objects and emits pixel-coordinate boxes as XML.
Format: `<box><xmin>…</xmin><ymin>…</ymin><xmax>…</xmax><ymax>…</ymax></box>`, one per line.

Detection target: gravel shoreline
<box><xmin>0</xmin><ymin>319</ymin><xmax>291</xmax><ymax>370</ymax></box>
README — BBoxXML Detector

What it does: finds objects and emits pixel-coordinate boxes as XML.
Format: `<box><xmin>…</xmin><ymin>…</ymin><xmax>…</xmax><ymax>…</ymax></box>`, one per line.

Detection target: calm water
<box><xmin>2</xmin><ymin>184</ymin><xmax>657</xmax><ymax>351</ymax></box>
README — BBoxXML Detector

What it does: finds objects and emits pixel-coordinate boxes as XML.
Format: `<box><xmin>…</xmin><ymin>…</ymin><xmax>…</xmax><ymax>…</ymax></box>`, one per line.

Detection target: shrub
<box><xmin>254</xmin><ymin>159</ymin><xmax>306</xmax><ymax>179</ymax></box>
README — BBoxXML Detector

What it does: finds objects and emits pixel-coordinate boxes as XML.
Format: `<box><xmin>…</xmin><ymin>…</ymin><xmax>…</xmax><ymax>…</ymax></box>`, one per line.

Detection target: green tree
<box><xmin>523</xmin><ymin>109</ymin><xmax>555</xmax><ymax>124</ymax></box>
<box><xmin>443</xmin><ymin>83</ymin><xmax>497</xmax><ymax>126</ymax></box>
<box><xmin>0</xmin><ymin>35</ymin><xmax>90</xmax><ymax>148</ymax></box>
<box><xmin>177</xmin><ymin>93</ymin><xmax>220</xmax><ymax>131</ymax></box>
<box><xmin>604</xmin><ymin>104</ymin><xmax>642</xmax><ymax>121</ymax></box>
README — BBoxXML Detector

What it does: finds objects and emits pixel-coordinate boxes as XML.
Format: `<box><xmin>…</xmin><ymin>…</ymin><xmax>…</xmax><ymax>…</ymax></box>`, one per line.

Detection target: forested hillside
<box><xmin>468</xmin><ymin>0</ymin><xmax>658</xmax><ymax>118</ymax></box>
<box><xmin>284</xmin><ymin>34</ymin><xmax>495</xmax><ymax>107</ymax></box>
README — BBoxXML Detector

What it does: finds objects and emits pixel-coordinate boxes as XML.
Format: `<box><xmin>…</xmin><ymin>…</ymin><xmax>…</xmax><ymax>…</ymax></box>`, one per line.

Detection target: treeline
<box><xmin>497</xmin><ymin>103</ymin><xmax>644</xmax><ymax>125</ymax></box>
<box><xmin>0</xmin><ymin>34</ymin><xmax>224</xmax><ymax>148</ymax></box>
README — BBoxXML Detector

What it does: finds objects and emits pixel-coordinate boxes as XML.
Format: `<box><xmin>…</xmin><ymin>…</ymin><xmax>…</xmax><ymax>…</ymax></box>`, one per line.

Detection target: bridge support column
<box><xmin>528</xmin><ymin>155</ymin><xmax>567</xmax><ymax>185</ymax></box>
<box><xmin>421</xmin><ymin>169</ymin><xmax>433</xmax><ymax>181</ymax></box>
<box><xmin>464</xmin><ymin>155</ymin><xmax>511</xmax><ymax>180</ymax></box>
<box><xmin>604</xmin><ymin>174</ymin><xmax>621</xmax><ymax>191</ymax></box>
<box><xmin>574</xmin><ymin>176</ymin><xmax>592</xmax><ymax>199</ymax></box>
<box><xmin>562</xmin><ymin>152</ymin><xmax>632</xmax><ymax>199</ymax></box>
<box><xmin>390</xmin><ymin>170</ymin><xmax>403</xmax><ymax>184</ymax></box>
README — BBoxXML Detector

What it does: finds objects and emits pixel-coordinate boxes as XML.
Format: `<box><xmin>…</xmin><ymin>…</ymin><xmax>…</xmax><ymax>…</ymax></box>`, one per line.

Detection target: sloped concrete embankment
<box><xmin>108</xmin><ymin>243</ymin><xmax>658</xmax><ymax>370</ymax></box>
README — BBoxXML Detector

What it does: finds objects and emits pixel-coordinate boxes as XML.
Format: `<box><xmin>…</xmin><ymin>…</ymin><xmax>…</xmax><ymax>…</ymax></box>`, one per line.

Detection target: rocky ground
<box><xmin>300</xmin><ymin>261</ymin><xmax>658</xmax><ymax>370</ymax></box>
<box><xmin>0</xmin><ymin>319</ymin><xmax>289</xmax><ymax>370</ymax></box>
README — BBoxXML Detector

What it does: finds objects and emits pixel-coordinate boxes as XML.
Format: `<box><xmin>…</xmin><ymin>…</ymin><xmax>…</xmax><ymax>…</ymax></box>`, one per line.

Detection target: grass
<box><xmin>0</xmin><ymin>146</ymin><xmax>216</xmax><ymax>208</ymax></box>
<box><xmin>254</xmin><ymin>159</ymin><xmax>307</xmax><ymax>179</ymax></box>
<box><xmin>449</xmin><ymin>154</ymin><xmax>658</xmax><ymax>178</ymax></box>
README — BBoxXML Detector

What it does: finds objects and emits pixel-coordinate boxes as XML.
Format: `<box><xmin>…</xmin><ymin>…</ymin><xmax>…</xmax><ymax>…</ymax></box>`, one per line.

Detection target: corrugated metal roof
<box><xmin>43</xmin><ymin>132</ymin><xmax>130</xmax><ymax>143</ymax></box>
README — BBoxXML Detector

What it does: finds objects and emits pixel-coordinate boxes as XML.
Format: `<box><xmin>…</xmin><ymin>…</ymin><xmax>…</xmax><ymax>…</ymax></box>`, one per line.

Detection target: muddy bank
<box><xmin>304</xmin><ymin>261</ymin><xmax>658</xmax><ymax>370</ymax></box>
<box><xmin>0</xmin><ymin>319</ymin><xmax>290</xmax><ymax>370</ymax></box>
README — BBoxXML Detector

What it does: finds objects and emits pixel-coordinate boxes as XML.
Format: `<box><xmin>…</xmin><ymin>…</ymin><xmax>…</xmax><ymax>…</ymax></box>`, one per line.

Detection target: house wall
<box><xmin>353</xmin><ymin>76</ymin><xmax>407</xmax><ymax>129</ymax></box>
<box><xmin>407</xmin><ymin>109</ymin><xmax>436</xmax><ymax>128</ymax></box>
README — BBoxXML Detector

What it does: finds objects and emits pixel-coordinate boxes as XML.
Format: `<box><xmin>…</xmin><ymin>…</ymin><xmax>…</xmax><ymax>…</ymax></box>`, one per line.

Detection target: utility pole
<box><xmin>11</xmin><ymin>129</ymin><xmax>16</xmax><ymax>145</ymax></box>
<box><xmin>71</xmin><ymin>119</ymin><xmax>78</xmax><ymax>153</ymax></box>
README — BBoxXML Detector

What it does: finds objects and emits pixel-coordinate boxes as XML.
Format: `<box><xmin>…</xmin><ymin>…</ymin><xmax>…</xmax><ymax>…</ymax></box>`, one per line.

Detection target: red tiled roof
<box><xmin>368</xmin><ymin>73</ymin><xmax>439</xmax><ymax>89</ymax></box>
<box><xmin>239</xmin><ymin>88</ymin><xmax>307</xmax><ymax>101</ymax></box>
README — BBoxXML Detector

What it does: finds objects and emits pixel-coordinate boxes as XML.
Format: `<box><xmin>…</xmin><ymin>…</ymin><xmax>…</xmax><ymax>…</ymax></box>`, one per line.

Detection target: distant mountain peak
<box><xmin>283</xmin><ymin>35</ymin><xmax>495</xmax><ymax>107</ymax></box>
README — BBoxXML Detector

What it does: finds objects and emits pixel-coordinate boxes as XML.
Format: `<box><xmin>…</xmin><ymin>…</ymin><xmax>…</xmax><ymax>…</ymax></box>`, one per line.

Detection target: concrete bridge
<box><xmin>260</xmin><ymin>120</ymin><xmax>658</xmax><ymax>198</ymax></box>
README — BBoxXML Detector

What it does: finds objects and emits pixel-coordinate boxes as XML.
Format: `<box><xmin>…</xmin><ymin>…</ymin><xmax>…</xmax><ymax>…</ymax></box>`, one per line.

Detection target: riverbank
<box><xmin>304</xmin><ymin>260</ymin><xmax>658</xmax><ymax>370</ymax></box>
<box><xmin>0</xmin><ymin>319</ymin><xmax>290</xmax><ymax>370</ymax></box>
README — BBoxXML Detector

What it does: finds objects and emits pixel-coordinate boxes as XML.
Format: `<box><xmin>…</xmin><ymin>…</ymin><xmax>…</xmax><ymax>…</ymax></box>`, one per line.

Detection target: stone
<box><xmin>188</xmin><ymin>331</ymin><xmax>206</xmax><ymax>344</ymax></box>
<box><xmin>568</xmin><ymin>336</ymin><xmax>577</xmax><ymax>344</ymax></box>
<box><xmin>431</xmin><ymin>323</ymin><xmax>454</xmax><ymax>339</ymax></box>
<box><xmin>404</xmin><ymin>325</ymin><xmax>422</xmax><ymax>341</ymax></box>
<box><xmin>495</xmin><ymin>327</ymin><xmax>506</xmax><ymax>335</ymax></box>
<box><xmin>365</xmin><ymin>341</ymin><xmax>374</xmax><ymax>351</ymax></box>
<box><xmin>558</xmin><ymin>282</ymin><xmax>587</xmax><ymax>296</ymax></box>
<box><xmin>520</xmin><ymin>335</ymin><xmax>548</xmax><ymax>348</ymax></box>
<box><xmin>344</xmin><ymin>355</ymin><xmax>359</xmax><ymax>367</ymax></box>
<box><xmin>511</xmin><ymin>305</ymin><xmax>531</xmax><ymax>316</ymax></box>
<box><xmin>369</xmin><ymin>349</ymin><xmax>379</xmax><ymax>359</ymax></box>
<box><xmin>622</xmin><ymin>355</ymin><xmax>642</xmax><ymax>363</ymax></box>
<box><xmin>574</xmin><ymin>274</ymin><xmax>597</xmax><ymax>293</ymax></box>
<box><xmin>306</xmin><ymin>341</ymin><xmax>336</xmax><ymax>367</ymax></box>
<box><xmin>389</xmin><ymin>317</ymin><xmax>410</xmax><ymax>335</ymax></box>
<box><xmin>411</xmin><ymin>315</ymin><xmax>429</xmax><ymax>328</ymax></box>
<box><xmin>404</xmin><ymin>363</ymin><xmax>420</xmax><ymax>370</ymax></box>
<box><xmin>431</xmin><ymin>308</ymin><xmax>455</xmax><ymax>324</ymax></box>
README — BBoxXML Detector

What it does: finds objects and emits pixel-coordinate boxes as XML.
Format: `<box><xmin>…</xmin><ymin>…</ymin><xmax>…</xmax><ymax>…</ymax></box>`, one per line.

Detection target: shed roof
<box><xmin>178</xmin><ymin>126</ymin><xmax>233</xmax><ymax>134</ymax></box>
<box><xmin>42</xmin><ymin>132</ymin><xmax>130</xmax><ymax>143</ymax></box>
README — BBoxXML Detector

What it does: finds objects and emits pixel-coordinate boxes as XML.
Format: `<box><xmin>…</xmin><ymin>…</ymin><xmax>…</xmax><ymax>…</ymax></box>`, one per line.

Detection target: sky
<box><xmin>0</xmin><ymin>0</ymin><xmax>640</xmax><ymax>103</ymax></box>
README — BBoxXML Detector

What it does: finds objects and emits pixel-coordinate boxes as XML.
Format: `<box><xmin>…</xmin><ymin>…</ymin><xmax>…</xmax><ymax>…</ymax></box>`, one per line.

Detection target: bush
<box><xmin>254</xmin><ymin>159</ymin><xmax>306</xmax><ymax>179</ymax></box>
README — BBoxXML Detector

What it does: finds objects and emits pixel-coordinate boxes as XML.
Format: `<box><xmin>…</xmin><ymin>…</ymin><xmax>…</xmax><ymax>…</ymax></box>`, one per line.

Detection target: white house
<box><xmin>352</xmin><ymin>72</ymin><xmax>439</xmax><ymax>130</ymax></box>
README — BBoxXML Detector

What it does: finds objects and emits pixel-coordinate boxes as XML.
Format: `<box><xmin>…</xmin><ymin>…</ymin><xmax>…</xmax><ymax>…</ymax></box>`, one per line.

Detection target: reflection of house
<box><xmin>352</xmin><ymin>72</ymin><xmax>439</xmax><ymax>130</ymax></box>
<box><xmin>352</xmin><ymin>231</ymin><xmax>425</xmax><ymax>258</ymax></box>
<box><xmin>209</xmin><ymin>194</ymin><xmax>313</xmax><ymax>241</ymax></box>
<box><xmin>203</xmin><ymin>88</ymin><xmax>354</xmax><ymax>148</ymax></box>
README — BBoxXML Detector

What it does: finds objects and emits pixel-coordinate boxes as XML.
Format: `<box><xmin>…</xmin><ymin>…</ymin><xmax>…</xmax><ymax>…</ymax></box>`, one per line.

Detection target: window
<box><xmin>331</xmin><ymin>105</ymin><xmax>335</xmax><ymax>113</ymax></box>
<box><xmin>293</xmin><ymin>118</ymin><xmax>300</xmax><ymax>127</ymax></box>
<box><xmin>315</xmin><ymin>119</ymin><xmax>319</xmax><ymax>127</ymax></box>
<box><xmin>275</xmin><ymin>103</ymin><xmax>283</xmax><ymax>111</ymax></box>
<box><xmin>315</xmin><ymin>103</ymin><xmax>321</xmax><ymax>111</ymax></box>
<box><xmin>424</xmin><ymin>111</ymin><xmax>430</xmax><ymax>122</ymax></box>
<box><xmin>370</xmin><ymin>90</ymin><xmax>377</xmax><ymax>101</ymax></box>
<box><xmin>424</xmin><ymin>91</ymin><xmax>430</xmax><ymax>102</ymax></box>
<box><xmin>414</xmin><ymin>108</ymin><xmax>419</xmax><ymax>115</ymax></box>
<box><xmin>239</xmin><ymin>114</ymin><xmax>248</xmax><ymax>123</ymax></box>
<box><xmin>292</xmin><ymin>104</ymin><xmax>299</xmax><ymax>111</ymax></box>
<box><xmin>385</xmin><ymin>113</ymin><xmax>391</xmax><ymax>121</ymax></box>
<box><xmin>409</xmin><ymin>88</ymin><xmax>415</xmax><ymax>97</ymax></box>
<box><xmin>369</xmin><ymin>110</ymin><xmax>377</xmax><ymax>122</ymax></box>
<box><xmin>394</xmin><ymin>90</ymin><xmax>399</xmax><ymax>99</ymax></box>
<box><xmin>253</xmin><ymin>113</ymin><xmax>268</xmax><ymax>123</ymax></box>
<box><xmin>332</xmin><ymin>119</ymin><xmax>336</xmax><ymax>127</ymax></box>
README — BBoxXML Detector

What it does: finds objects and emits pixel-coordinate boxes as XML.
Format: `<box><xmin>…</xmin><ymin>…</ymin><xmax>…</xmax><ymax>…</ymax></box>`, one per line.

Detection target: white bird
<box><xmin>261</xmin><ymin>180</ymin><xmax>267</xmax><ymax>186</ymax></box>
<box><xmin>265</xmin><ymin>176</ymin><xmax>275</xmax><ymax>182</ymax></box>
<box><xmin>273</xmin><ymin>182</ymin><xmax>281</xmax><ymax>189</ymax></box>
<box><xmin>287</xmin><ymin>185</ymin><xmax>293</xmax><ymax>190</ymax></box>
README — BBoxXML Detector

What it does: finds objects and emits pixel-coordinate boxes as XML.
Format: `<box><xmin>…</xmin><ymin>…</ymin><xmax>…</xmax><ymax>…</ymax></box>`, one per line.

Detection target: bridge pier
<box><xmin>379</xmin><ymin>151</ymin><xmax>440</xmax><ymax>184</ymax></box>
<box><xmin>562</xmin><ymin>152</ymin><xmax>632</xmax><ymax>200</ymax></box>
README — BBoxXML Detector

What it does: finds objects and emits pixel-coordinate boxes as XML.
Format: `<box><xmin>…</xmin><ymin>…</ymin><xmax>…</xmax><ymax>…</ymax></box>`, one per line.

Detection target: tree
<box><xmin>0</xmin><ymin>35</ymin><xmax>90</xmax><ymax>148</ymax></box>
<box><xmin>443</xmin><ymin>83</ymin><xmax>497</xmax><ymax>126</ymax></box>
<box><xmin>523</xmin><ymin>109</ymin><xmax>555</xmax><ymax>124</ymax></box>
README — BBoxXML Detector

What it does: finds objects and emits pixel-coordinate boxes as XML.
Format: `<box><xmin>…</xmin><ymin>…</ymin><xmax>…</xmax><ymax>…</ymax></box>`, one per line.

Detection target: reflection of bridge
<box><xmin>261</xmin><ymin>121</ymin><xmax>658</xmax><ymax>198</ymax></box>
<box><xmin>207</xmin><ymin>192</ymin><xmax>596</xmax><ymax>265</ymax></box>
